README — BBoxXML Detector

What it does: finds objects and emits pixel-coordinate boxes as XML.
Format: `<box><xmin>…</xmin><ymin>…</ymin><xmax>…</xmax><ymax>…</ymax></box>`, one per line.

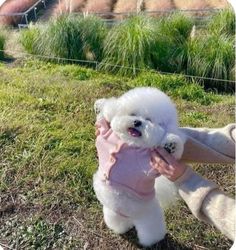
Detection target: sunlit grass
<box><xmin>20</xmin><ymin>15</ymin><xmax>107</xmax><ymax>62</ymax></box>
<box><xmin>0</xmin><ymin>59</ymin><xmax>234</xmax><ymax>249</ymax></box>
<box><xmin>207</xmin><ymin>7</ymin><xmax>235</xmax><ymax>36</ymax></box>
<box><xmin>100</xmin><ymin>15</ymin><xmax>155</xmax><ymax>76</ymax></box>
<box><xmin>187</xmin><ymin>33</ymin><xmax>235</xmax><ymax>86</ymax></box>
<box><xmin>152</xmin><ymin>13</ymin><xmax>194</xmax><ymax>73</ymax></box>
<box><xmin>0</xmin><ymin>29</ymin><xmax>5</xmax><ymax>59</ymax></box>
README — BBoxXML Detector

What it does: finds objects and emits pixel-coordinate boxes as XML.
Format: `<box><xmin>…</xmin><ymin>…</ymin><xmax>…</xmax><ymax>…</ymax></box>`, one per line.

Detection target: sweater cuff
<box><xmin>174</xmin><ymin>167</ymin><xmax>218</xmax><ymax>222</ymax></box>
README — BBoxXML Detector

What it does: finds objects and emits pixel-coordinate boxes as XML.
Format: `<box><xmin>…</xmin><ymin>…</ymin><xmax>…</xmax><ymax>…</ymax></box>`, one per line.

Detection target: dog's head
<box><xmin>95</xmin><ymin>87</ymin><xmax>184</xmax><ymax>153</ymax></box>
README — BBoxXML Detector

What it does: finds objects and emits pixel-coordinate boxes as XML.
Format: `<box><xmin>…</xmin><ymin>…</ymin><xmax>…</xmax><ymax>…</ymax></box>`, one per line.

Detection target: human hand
<box><xmin>150</xmin><ymin>148</ymin><xmax>187</xmax><ymax>181</ymax></box>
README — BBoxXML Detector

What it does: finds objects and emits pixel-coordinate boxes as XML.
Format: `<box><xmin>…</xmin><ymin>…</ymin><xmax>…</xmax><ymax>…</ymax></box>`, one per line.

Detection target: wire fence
<box><xmin>0</xmin><ymin>0</ymin><xmax>47</xmax><ymax>28</ymax></box>
<box><xmin>0</xmin><ymin>3</ymin><xmax>223</xmax><ymax>29</ymax></box>
<box><xmin>0</xmin><ymin>48</ymin><xmax>235</xmax><ymax>85</ymax></box>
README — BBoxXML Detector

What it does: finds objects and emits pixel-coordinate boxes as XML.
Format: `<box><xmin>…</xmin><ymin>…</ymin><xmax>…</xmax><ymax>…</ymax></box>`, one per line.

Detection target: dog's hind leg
<box><xmin>103</xmin><ymin>206</ymin><xmax>133</xmax><ymax>234</ymax></box>
<box><xmin>133</xmin><ymin>199</ymin><xmax>166</xmax><ymax>247</ymax></box>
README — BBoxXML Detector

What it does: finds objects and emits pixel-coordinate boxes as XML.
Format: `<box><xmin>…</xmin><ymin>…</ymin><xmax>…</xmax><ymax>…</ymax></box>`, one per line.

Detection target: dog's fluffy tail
<box><xmin>154</xmin><ymin>176</ymin><xmax>179</xmax><ymax>209</ymax></box>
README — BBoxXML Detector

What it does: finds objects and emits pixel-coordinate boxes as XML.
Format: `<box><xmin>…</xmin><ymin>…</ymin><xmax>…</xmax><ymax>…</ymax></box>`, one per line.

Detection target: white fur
<box><xmin>94</xmin><ymin>87</ymin><xmax>185</xmax><ymax>246</ymax></box>
<box><xmin>93</xmin><ymin>172</ymin><xmax>166</xmax><ymax>246</ymax></box>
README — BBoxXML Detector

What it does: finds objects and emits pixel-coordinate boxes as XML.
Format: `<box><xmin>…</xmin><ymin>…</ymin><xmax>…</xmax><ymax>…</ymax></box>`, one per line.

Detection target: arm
<box><xmin>180</xmin><ymin>124</ymin><xmax>235</xmax><ymax>164</ymax></box>
<box><xmin>151</xmin><ymin>148</ymin><xmax>235</xmax><ymax>241</ymax></box>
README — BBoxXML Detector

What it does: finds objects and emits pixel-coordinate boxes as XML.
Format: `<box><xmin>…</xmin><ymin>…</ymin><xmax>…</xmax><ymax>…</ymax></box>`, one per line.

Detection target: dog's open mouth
<box><xmin>128</xmin><ymin>127</ymin><xmax>142</xmax><ymax>137</ymax></box>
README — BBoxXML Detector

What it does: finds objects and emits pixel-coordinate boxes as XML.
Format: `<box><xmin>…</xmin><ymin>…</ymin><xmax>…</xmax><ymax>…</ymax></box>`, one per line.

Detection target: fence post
<box><xmin>25</xmin><ymin>14</ymin><xmax>28</xmax><ymax>25</ymax></box>
<box><xmin>34</xmin><ymin>7</ymin><xmax>37</xmax><ymax>19</ymax></box>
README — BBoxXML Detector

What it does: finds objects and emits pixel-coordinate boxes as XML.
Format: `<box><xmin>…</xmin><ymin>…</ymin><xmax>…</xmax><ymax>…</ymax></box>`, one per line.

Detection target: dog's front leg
<box><xmin>161</xmin><ymin>133</ymin><xmax>185</xmax><ymax>159</ymax></box>
<box><xmin>103</xmin><ymin>206</ymin><xmax>133</xmax><ymax>234</ymax></box>
<box><xmin>133</xmin><ymin>199</ymin><xmax>166</xmax><ymax>247</ymax></box>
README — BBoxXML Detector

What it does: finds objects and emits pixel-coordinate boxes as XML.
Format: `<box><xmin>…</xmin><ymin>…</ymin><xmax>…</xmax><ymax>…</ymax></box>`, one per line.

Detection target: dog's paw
<box><xmin>161</xmin><ymin>133</ymin><xmax>184</xmax><ymax>159</ymax></box>
<box><xmin>94</xmin><ymin>98</ymin><xmax>106</xmax><ymax>115</ymax></box>
<box><xmin>164</xmin><ymin>142</ymin><xmax>177</xmax><ymax>154</ymax></box>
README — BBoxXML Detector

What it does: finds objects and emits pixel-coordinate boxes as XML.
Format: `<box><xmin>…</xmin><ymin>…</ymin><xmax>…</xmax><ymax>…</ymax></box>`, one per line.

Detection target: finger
<box><xmin>151</xmin><ymin>150</ymin><xmax>168</xmax><ymax>164</ymax></box>
<box><xmin>150</xmin><ymin>155</ymin><xmax>170</xmax><ymax>171</ymax></box>
<box><xmin>157</xmin><ymin>147</ymin><xmax>176</xmax><ymax>165</ymax></box>
<box><xmin>150</xmin><ymin>157</ymin><xmax>171</xmax><ymax>172</ymax></box>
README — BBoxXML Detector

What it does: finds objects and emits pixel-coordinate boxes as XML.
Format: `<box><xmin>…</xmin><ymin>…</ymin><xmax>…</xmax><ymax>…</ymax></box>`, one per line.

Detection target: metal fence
<box><xmin>0</xmin><ymin>1</ymin><xmax>223</xmax><ymax>29</ymax></box>
<box><xmin>0</xmin><ymin>0</ymin><xmax>47</xmax><ymax>28</ymax></box>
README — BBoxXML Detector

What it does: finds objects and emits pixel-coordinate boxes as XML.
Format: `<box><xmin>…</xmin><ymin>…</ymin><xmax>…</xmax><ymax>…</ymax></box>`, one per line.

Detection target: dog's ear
<box><xmin>94</xmin><ymin>98</ymin><xmax>107</xmax><ymax>115</ymax></box>
<box><xmin>102</xmin><ymin>97</ymin><xmax>118</xmax><ymax>122</ymax></box>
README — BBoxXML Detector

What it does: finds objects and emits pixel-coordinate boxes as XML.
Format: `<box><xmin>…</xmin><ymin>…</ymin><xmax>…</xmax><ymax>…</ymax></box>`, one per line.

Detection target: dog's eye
<box><xmin>146</xmin><ymin>118</ymin><xmax>152</xmax><ymax>122</ymax></box>
<box><xmin>130</xmin><ymin>113</ymin><xmax>137</xmax><ymax>116</ymax></box>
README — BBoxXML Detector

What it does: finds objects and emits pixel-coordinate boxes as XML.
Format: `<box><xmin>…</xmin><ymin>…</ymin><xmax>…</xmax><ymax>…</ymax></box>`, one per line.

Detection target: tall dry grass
<box><xmin>206</xmin><ymin>0</ymin><xmax>229</xmax><ymax>8</ymax></box>
<box><xmin>114</xmin><ymin>0</ymin><xmax>143</xmax><ymax>13</ymax></box>
<box><xmin>53</xmin><ymin>0</ymin><xmax>85</xmax><ymax>15</ymax></box>
<box><xmin>173</xmin><ymin>0</ymin><xmax>209</xmax><ymax>10</ymax></box>
<box><xmin>144</xmin><ymin>0</ymin><xmax>176</xmax><ymax>12</ymax></box>
<box><xmin>82</xmin><ymin>0</ymin><xmax>113</xmax><ymax>13</ymax></box>
<box><xmin>0</xmin><ymin>0</ymin><xmax>38</xmax><ymax>25</ymax></box>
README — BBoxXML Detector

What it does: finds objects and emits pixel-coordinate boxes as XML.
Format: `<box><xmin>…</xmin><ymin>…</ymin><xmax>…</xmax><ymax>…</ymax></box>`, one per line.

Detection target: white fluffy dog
<box><xmin>93</xmin><ymin>87</ymin><xmax>185</xmax><ymax>247</ymax></box>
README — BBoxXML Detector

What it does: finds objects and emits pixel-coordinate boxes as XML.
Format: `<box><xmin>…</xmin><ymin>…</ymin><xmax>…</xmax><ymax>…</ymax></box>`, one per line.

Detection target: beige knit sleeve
<box><xmin>180</xmin><ymin>124</ymin><xmax>235</xmax><ymax>164</ymax></box>
<box><xmin>174</xmin><ymin>167</ymin><xmax>235</xmax><ymax>241</ymax></box>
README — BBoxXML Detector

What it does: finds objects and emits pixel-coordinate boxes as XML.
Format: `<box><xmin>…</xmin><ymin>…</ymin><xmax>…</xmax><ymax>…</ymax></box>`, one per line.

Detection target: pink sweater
<box><xmin>95</xmin><ymin>118</ymin><xmax>160</xmax><ymax>200</ymax></box>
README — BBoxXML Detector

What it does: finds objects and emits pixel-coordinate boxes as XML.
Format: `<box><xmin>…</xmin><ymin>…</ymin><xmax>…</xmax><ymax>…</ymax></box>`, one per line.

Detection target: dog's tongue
<box><xmin>128</xmin><ymin>128</ymin><xmax>142</xmax><ymax>137</ymax></box>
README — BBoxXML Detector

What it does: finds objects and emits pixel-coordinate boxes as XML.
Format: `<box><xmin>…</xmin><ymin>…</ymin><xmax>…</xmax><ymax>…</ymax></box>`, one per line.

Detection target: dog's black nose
<box><xmin>134</xmin><ymin>120</ymin><xmax>142</xmax><ymax>127</ymax></box>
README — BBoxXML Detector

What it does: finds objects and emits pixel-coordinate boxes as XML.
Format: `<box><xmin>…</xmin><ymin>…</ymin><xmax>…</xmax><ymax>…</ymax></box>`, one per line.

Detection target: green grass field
<box><xmin>0</xmin><ymin>59</ymin><xmax>234</xmax><ymax>249</ymax></box>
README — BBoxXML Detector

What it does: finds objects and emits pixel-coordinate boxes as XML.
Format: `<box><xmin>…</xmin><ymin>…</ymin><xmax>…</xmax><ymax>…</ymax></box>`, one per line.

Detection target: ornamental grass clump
<box><xmin>100</xmin><ymin>15</ymin><xmax>155</xmax><ymax>76</ymax></box>
<box><xmin>187</xmin><ymin>33</ymin><xmax>235</xmax><ymax>90</ymax></box>
<box><xmin>39</xmin><ymin>15</ymin><xmax>83</xmax><ymax>61</ymax></box>
<box><xmin>152</xmin><ymin>13</ymin><xmax>194</xmax><ymax>73</ymax></box>
<box><xmin>19</xmin><ymin>24</ymin><xmax>41</xmax><ymax>54</ymax></box>
<box><xmin>78</xmin><ymin>15</ymin><xmax>107</xmax><ymax>61</ymax></box>
<box><xmin>185</xmin><ymin>8</ymin><xmax>235</xmax><ymax>91</ymax></box>
<box><xmin>207</xmin><ymin>8</ymin><xmax>235</xmax><ymax>36</ymax></box>
<box><xmin>35</xmin><ymin>15</ymin><xmax>107</xmax><ymax>62</ymax></box>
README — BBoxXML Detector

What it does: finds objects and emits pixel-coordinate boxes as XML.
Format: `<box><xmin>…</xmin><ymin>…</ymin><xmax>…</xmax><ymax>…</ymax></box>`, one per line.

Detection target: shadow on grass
<box><xmin>122</xmin><ymin>229</ymin><xmax>192</xmax><ymax>250</ymax></box>
<box><xmin>0</xmin><ymin>127</ymin><xmax>21</xmax><ymax>147</ymax></box>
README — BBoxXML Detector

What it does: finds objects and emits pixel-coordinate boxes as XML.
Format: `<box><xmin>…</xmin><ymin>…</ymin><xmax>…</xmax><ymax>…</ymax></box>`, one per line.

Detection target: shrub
<box><xmin>152</xmin><ymin>13</ymin><xmax>194</xmax><ymax>73</ymax></box>
<box><xmin>0</xmin><ymin>32</ymin><xmax>5</xmax><ymax>59</ymax></box>
<box><xmin>100</xmin><ymin>15</ymin><xmax>155</xmax><ymax>76</ymax></box>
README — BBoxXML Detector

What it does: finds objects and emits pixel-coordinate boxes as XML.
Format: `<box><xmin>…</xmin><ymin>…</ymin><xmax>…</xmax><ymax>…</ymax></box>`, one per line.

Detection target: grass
<box><xmin>187</xmin><ymin>33</ymin><xmax>235</xmax><ymax>91</ymax></box>
<box><xmin>20</xmin><ymin>15</ymin><xmax>107</xmax><ymax>62</ymax></box>
<box><xmin>0</xmin><ymin>30</ymin><xmax>5</xmax><ymax>59</ymax></box>
<box><xmin>19</xmin><ymin>24</ymin><xmax>41</xmax><ymax>55</ymax></box>
<box><xmin>207</xmin><ymin>7</ymin><xmax>235</xmax><ymax>36</ymax></box>
<box><xmin>0</xmin><ymin>58</ymin><xmax>234</xmax><ymax>249</ymax></box>
<box><xmin>18</xmin><ymin>12</ymin><xmax>235</xmax><ymax>92</ymax></box>
<box><xmin>152</xmin><ymin>13</ymin><xmax>194</xmax><ymax>73</ymax></box>
<box><xmin>185</xmin><ymin>7</ymin><xmax>235</xmax><ymax>91</ymax></box>
<box><xmin>100</xmin><ymin>15</ymin><xmax>155</xmax><ymax>76</ymax></box>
